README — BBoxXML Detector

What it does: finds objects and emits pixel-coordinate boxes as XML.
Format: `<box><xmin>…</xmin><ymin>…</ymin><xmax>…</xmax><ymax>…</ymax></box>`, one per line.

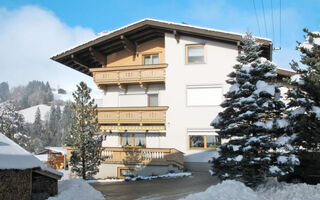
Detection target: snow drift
<box><xmin>181</xmin><ymin>180</ymin><xmax>320</xmax><ymax>200</ymax></box>
<box><xmin>48</xmin><ymin>179</ymin><xmax>104</xmax><ymax>200</ymax></box>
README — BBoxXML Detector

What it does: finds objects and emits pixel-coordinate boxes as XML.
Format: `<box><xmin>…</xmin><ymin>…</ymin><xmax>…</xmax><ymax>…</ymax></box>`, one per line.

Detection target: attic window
<box><xmin>144</xmin><ymin>54</ymin><xmax>159</xmax><ymax>65</ymax></box>
<box><xmin>186</xmin><ymin>44</ymin><xmax>205</xmax><ymax>64</ymax></box>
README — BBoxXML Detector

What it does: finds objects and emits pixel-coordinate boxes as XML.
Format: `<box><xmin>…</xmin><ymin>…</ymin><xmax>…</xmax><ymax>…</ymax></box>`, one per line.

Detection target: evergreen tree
<box><xmin>32</xmin><ymin>107</ymin><xmax>43</xmax><ymax>139</ymax></box>
<box><xmin>60</xmin><ymin>102</ymin><xmax>74</xmax><ymax>145</ymax></box>
<box><xmin>0</xmin><ymin>82</ymin><xmax>10</xmax><ymax>103</ymax></box>
<box><xmin>287</xmin><ymin>29</ymin><xmax>320</xmax><ymax>152</ymax></box>
<box><xmin>68</xmin><ymin>82</ymin><xmax>102</xmax><ymax>180</ymax></box>
<box><xmin>0</xmin><ymin>101</ymin><xmax>30</xmax><ymax>148</ymax></box>
<box><xmin>211</xmin><ymin>33</ymin><xmax>298</xmax><ymax>187</ymax></box>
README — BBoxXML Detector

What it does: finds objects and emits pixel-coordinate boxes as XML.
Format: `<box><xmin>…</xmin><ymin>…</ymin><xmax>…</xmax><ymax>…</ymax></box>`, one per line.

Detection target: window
<box><xmin>121</xmin><ymin>133</ymin><xmax>146</xmax><ymax>147</ymax></box>
<box><xmin>186</xmin><ymin>44</ymin><xmax>205</xmax><ymax>64</ymax></box>
<box><xmin>187</xmin><ymin>86</ymin><xmax>222</xmax><ymax>106</ymax></box>
<box><xmin>134</xmin><ymin>133</ymin><xmax>146</xmax><ymax>147</ymax></box>
<box><xmin>144</xmin><ymin>54</ymin><xmax>159</xmax><ymax>65</ymax></box>
<box><xmin>121</xmin><ymin>133</ymin><xmax>132</xmax><ymax>146</ymax></box>
<box><xmin>148</xmin><ymin>94</ymin><xmax>158</xmax><ymax>107</ymax></box>
<box><xmin>189</xmin><ymin>135</ymin><xmax>219</xmax><ymax>149</ymax></box>
<box><xmin>118</xmin><ymin>167</ymin><xmax>134</xmax><ymax>178</ymax></box>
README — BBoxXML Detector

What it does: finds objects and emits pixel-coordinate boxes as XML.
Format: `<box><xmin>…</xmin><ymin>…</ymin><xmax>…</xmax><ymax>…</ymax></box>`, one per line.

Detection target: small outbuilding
<box><xmin>0</xmin><ymin>133</ymin><xmax>62</xmax><ymax>200</ymax></box>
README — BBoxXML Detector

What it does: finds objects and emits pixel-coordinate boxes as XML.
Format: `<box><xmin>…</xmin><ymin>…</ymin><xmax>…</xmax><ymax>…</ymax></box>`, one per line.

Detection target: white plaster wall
<box><xmin>102</xmin><ymin>84</ymin><xmax>165</xmax><ymax>107</ymax></box>
<box><xmin>102</xmin><ymin>132</ymin><xmax>120</xmax><ymax>147</ymax></box>
<box><xmin>163</xmin><ymin>33</ymin><xmax>238</xmax><ymax>162</ymax></box>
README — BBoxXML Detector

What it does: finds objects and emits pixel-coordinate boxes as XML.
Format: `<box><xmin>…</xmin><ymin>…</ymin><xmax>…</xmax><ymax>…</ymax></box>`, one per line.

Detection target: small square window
<box><xmin>144</xmin><ymin>56</ymin><xmax>151</xmax><ymax>65</ymax></box>
<box><xmin>186</xmin><ymin>45</ymin><xmax>205</xmax><ymax>64</ymax></box>
<box><xmin>148</xmin><ymin>94</ymin><xmax>158</xmax><ymax>107</ymax></box>
<box><xmin>152</xmin><ymin>55</ymin><xmax>159</xmax><ymax>64</ymax></box>
<box><xmin>190</xmin><ymin>136</ymin><xmax>205</xmax><ymax>148</ymax></box>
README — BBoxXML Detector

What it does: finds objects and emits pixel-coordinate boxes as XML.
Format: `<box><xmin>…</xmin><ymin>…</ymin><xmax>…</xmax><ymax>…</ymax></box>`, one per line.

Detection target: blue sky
<box><xmin>0</xmin><ymin>0</ymin><xmax>319</xmax><ymax>92</ymax></box>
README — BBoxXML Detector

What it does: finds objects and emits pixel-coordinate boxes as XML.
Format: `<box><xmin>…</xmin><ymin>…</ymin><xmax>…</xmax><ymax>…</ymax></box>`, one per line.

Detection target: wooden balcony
<box><xmin>97</xmin><ymin>106</ymin><xmax>168</xmax><ymax>125</ymax></box>
<box><xmin>101</xmin><ymin>147</ymin><xmax>184</xmax><ymax>169</ymax></box>
<box><xmin>89</xmin><ymin>64</ymin><xmax>167</xmax><ymax>89</ymax></box>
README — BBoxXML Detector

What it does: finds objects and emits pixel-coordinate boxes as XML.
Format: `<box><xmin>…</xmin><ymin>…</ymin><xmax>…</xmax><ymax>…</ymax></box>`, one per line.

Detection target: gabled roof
<box><xmin>0</xmin><ymin>133</ymin><xmax>62</xmax><ymax>179</ymax></box>
<box><xmin>51</xmin><ymin>18</ymin><xmax>273</xmax><ymax>76</ymax></box>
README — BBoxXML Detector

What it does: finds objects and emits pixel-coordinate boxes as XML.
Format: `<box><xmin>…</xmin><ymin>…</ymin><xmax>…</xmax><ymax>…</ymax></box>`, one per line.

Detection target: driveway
<box><xmin>90</xmin><ymin>172</ymin><xmax>220</xmax><ymax>200</ymax></box>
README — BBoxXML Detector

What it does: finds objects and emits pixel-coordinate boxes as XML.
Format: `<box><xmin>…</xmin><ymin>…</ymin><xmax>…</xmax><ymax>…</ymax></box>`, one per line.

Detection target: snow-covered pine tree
<box><xmin>68</xmin><ymin>82</ymin><xmax>102</xmax><ymax>180</ymax></box>
<box><xmin>211</xmin><ymin>33</ymin><xmax>298</xmax><ymax>187</ymax></box>
<box><xmin>287</xmin><ymin>29</ymin><xmax>320</xmax><ymax>152</ymax></box>
<box><xmin>31</xmin><ymin>107</ymin><xmax>43</xmax><ymax>139</ymax></box>
<box><xmin>0</xmin><ymin>101</ymin><xmax>30</xmax><ymax>148</ymax></box>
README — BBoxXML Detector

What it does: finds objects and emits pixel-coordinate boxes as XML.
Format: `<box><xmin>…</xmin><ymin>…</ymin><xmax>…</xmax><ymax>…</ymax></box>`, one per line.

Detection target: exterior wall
<box><xmin>163</xmin><ymin>33</ymin><xmax>238</xmax><ymax>163</ymax></box>
<box><xmin>107</xmin><ymin>37</ymin><xmax>165</xmax><ymax>67</ymax></box>
<box><xmin>101</xmin><ymin>84</ymin><xmax>165</xmax><ymax>108</ymax></box>
<box><xmin>32</xmin><ymin>172</ymin><xmax>58</xmax><ymax>200</ymax></box>
<box><xmin>0</xmin><ymin>169</ymin><xmax>32</xmax><ymax>200</ymax></box>
<box><xmin>102</xmin><ymin>132</ymin><xmax>165</xmax><ymax>148</ymax></box>
<box><xmin>94</xmin><ymin>163</ymin><xmax>180</xmax><ymax>178</ymax></box>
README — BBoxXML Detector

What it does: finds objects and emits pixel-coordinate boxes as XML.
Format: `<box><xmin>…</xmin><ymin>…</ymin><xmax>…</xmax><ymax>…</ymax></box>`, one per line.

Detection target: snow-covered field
<box><xmin>18</xmin><ymin>104</ymin><xmax>51</xmax><ymax>123</ymax></box>
<box><xmin>48</xmin><ymin>179</ymin><xmax>104</xmax><ymax>200</ymax></box>
<box><xmin>181</xmin><ymin>180</ymin><xmax>320</xmax><ymax>200</ymax></box>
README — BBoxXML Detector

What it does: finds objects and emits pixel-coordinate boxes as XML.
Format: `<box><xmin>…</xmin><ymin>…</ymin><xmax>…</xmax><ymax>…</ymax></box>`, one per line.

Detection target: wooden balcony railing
<box><xmin>101</xmin><ymin>147</ymin><xmax>184</xmax><ymax>169</ymax></box>
<box><xmin>97</xmin><ymin>106</ymin><xmax>168</xmax><ymax>125</ymax></box>
<box><xmin>89</xmin><ymin>64</ymin><xmax>167</xmax><ymax>88</ymax></box>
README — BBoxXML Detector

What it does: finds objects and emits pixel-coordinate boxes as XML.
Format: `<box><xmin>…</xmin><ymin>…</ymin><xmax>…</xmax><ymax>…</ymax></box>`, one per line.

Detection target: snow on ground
<box><xmin>47</xmin><ymin>179</ymin><xmax>104</xmax><ymax>200</ymax></box>
<box><xmin>18</xmin><ymin>104</ymin><xmax>51</xmax><ymax>123</ymax></box>
<box><xmin>125</xmin><ymin>172</ymin><xmax>192</xmax><ymax>181</ymax></box>
<box><xmin>87</xmin><ymin>179</ymin><xmax>125</xmax><ymax>183</ymax></box>
<box><xmin>181</xmin><ymin>180</ymin><xmax>320</xmax><ymax>200</ymax></box>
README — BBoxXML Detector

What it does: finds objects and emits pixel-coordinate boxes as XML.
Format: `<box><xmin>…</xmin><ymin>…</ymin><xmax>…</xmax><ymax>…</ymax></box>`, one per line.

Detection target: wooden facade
<box><xmin>97</xmin><ymin>106</ymin><xmax>168</xmax><ymax>125</ymax></box>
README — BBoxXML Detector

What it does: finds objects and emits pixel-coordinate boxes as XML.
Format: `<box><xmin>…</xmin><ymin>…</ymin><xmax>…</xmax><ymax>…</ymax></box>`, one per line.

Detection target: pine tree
<box><xmin>0</xmin><ymin>101</ymin><xmax>30</xmax><ymax>148</ymax></box>
<box><xmin>68</xmin><ymin>82</ymin><xmax>102</xmax><ymax>180</ymax></box>
<box><xmin>0</xmin><ymin>82</ymin><xmax>10</xmax><ymax>103</ymax></box>
<box><xmin>60</xmin><ymin>102</ymin><xmax>74</xmax><ymax>145</ymax></box>
<box><xmin>32</xmin><ymin>107</ymin><xmax>43</xmax><ymax>139</ymax></box>
<box><xmin>211</xmin><ymin>33</ymin><xmax>298</xmax><ymax>187</ymax></box>
<box><xmin>287</xmin><ymin>29</ymin><xmax>320</xmax><ymax>152</ymax></box>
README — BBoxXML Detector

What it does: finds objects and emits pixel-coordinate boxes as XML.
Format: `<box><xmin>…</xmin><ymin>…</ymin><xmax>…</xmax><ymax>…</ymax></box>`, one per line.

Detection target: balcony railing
<box><xmin>101</xmin><ymin>147</ymin><xmax>184</xmax><ymax>169</ymax></box>
<box><xmin>97</xmin><ymin>106</ymin><xmax>168</xmax><ymax>125</ymax></box>
<box><xmin>89</xmin><ymin>64</ymin><xmax>167</xmax><ymax>88</ymax></box>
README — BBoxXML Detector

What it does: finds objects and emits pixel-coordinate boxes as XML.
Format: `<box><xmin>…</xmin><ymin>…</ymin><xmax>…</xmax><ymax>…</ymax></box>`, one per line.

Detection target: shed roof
<box><xmin>0</xmin><ymin>133</ymin><xmax>62</xmax><ymax>179</ymax></box>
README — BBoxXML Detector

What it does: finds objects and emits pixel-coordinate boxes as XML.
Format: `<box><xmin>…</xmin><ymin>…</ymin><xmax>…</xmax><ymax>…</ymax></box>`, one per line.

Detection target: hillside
<box><xmin>18</xmin><ymin>104</ymin><xmax>64</xmax><ymax>123</ymax></box>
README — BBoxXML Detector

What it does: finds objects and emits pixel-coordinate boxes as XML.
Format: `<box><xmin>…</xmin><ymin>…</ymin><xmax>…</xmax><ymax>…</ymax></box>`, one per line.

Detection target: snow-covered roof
<box><xmin>51</xmin><ymin>18</ymin><xmax>273</xmax><ymax>76</ymax></box>
<box><xmin>35</xmin><ymin>154</ymin><xmax>49</xmax><ymax>162</ymax></box>
<box><xmin>45</xmin><ymin>146</ymin><xmax>67</xmax><ymax>155</ymax></box>
<box><xmin>52</xmin><ymin>18</ymin><xmax>271</xmax><ymax>59</ymax></box>
<box><xmin>0</xmin><ymin>133</ymin><xmax>62</xmax><ymax>177</ymax></box>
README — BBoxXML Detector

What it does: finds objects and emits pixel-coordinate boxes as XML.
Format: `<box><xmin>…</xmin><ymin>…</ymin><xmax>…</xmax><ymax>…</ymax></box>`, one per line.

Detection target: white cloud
<box><xmin>0</xmin><ymin>6</ymin><xmax>100</xmax><ymax>95</ymax></box>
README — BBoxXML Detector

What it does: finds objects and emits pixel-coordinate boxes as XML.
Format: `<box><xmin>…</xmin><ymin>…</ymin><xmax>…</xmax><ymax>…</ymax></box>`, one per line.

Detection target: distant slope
<box><xmin>18</xmin><ymin>104</ymin><xmax>64</xmax><ymax>123</ymax></box>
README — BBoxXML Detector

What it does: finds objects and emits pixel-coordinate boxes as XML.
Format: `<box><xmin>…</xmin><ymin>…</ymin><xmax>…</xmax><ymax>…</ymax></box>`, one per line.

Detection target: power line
<box><xmin>261</xmin><ymin>0</ymin><xmax>268</xmax><ymax>37</ymax></box>
<box><xmin>270</xmin><ymin>0</ymin><xmax>275</xmax><ymax>46</ymax></box>
<box><xmin>252</xmin><ymin>0</ymin><xmax>261</xmax><ymax>37</ymax></box>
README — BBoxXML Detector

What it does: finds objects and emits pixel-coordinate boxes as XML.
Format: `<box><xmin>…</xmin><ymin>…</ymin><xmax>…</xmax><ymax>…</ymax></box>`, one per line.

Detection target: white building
<box><xmin>52</xmin><ymin>19</ymin><xmax>287</xmax><ymax>178</ymax></box>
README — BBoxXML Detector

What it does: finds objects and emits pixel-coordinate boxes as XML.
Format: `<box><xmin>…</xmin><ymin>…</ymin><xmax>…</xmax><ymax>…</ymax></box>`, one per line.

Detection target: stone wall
<box><xmin>32</xmin><ymin>171</ymin><xmax>58</xmax><ymax>200</ymax></box>
<box><xmin>0</xmin><ymin>169</ymin><xmax>32</xmax><ymax>200</ymax></box>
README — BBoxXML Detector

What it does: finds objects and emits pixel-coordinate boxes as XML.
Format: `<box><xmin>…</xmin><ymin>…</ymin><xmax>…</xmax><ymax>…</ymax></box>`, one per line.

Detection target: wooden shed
<box><xmin>0</xmin><ymin>133</ymin><xmax>62</xmax><ymax>200</ymax></box>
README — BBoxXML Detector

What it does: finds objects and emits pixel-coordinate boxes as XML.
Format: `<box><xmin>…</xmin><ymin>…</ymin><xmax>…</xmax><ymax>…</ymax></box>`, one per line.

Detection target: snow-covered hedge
<box><xmin>181</xmin><ymin>180</ymin><xmax>320</xmax><ymax>200</ymax></box>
